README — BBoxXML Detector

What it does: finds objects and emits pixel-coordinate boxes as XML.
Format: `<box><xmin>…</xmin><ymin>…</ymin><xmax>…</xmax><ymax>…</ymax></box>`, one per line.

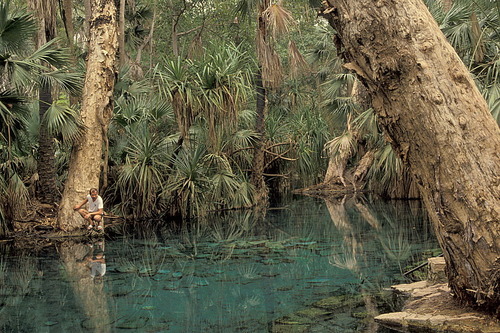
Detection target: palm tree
<box><xmin>238</xmin><ymin>0</ymin><xmax>295</xmax><ymax>206</ymax></box>
<box><xmin>155</xmin><ymin>56</ymin><xmax>198</xmax><ymax>155</ymax></box>
<box><xmin>152</xmin><ymin>43</ymin><xmax>256</xmax><ymax>219</ymax></box>
<box><xmin>0</xmin><ymin>3</ymin><xmax>81</xmax><ymax>235</ymax></box>
<box><xmin>115</xmin><ymin>123</ymin><xmax>170</xmax><ymax>217</ymax></box>
<box><xmin>196</xmin><ymin>43</ymin><xmax>253</xmax><ymax>151</ymax></box>
<box><xmin>29</xmin><ymin>0</ymin><xmax>65</xmax><ymax>204</ymax></box>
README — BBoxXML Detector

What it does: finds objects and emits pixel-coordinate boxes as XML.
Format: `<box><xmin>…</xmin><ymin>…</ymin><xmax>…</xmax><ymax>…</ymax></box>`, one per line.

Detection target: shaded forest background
<box><xmin>0</xmin><ymin>0</ymin><xmax>499</xmax><ymax>233</ymax></box>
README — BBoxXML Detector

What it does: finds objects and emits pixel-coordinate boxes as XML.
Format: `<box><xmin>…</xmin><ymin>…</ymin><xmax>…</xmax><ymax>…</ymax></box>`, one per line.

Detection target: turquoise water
<box><xmin>0</xmin><ymin>196</ymin><xmax>438</xmax><ymax>332</ymax></box>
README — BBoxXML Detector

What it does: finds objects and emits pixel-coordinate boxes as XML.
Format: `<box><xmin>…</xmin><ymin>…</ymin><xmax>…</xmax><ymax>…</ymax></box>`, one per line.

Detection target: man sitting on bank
<box><xmin>74</xmin><ymin>188</ymin><xmax>104</xmax><ymax>231</ymax></box>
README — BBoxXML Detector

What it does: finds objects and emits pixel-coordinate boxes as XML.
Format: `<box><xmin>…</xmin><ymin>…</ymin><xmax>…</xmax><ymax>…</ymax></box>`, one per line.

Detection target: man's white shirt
<box><xmin>87</xmin><ymin>195</ymin><xmax>104</xmax><ymax>213</ymax></box>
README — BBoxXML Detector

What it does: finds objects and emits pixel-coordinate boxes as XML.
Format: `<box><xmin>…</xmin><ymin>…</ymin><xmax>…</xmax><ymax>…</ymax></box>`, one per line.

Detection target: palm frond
<box><xmin>352</xmin><ymin>108</ymin><xmax>381</xmax><ymax>146</ymax></box>
<box><xmin>39</xmin><ymin>70</ymin><xmax>83</xmax><ymax>95</ymax></box>
<box><xmin>238</xmin><ymin>109</ymin><xmax>256</xmax><ymax>127</ymax></box>
<box><xmin>257</xmin><ymin>33</ymin><xmax>282</xmax><ymax>88</ymax></box>
<box><xmin>113</xmin><ymin>96</ymin><xmax>143</xmax><ymax>128</ymax></box>
<box><xmin>42</xmin><ymin>101</ymin><xmax>84</xmax><ymax>144</ymax></box>
<box><xmin>367</xmin><ymin>143</ymin><xmax>403</xmax><ymax>194</ymax></box>
<box><xmin>441</xmin><ymin>3</ymin><xmax>474</xmax><ymax>59</ymax></box>
<box><xmin>165</xmin><ymin>145</ymin><xmax>212</xmax><ymax>217</ymax></box>
<box><xmin>0</xmin><ymin>3</ymin><xmax>36</xmax><ymax>56</ymax></box>
<box><xmin>288</xmin><ymin>40</ymin><xmax>309</xmax><ymax>78</ymax></box>
<box><xmin>262</xmin><ymin>1</ymin><xmax>295</xmax><ymax>39</ymax></box>
<box><xmin>25</xmin><ymin>39</ymin><xmax>71</xmax><ymax>68</ymax></box>
<box><xmin>0</xmin><ymin>91</ymin><xmax>30</xmax><ymax>141</ymax></box>
<box><xmin>236</xmin><ymin>0</ymin><xmax>259</xmax><ymax>20</ymax></box>
<box><xmin>0</xmin><ymin>167</ymin><xmax>29</xmax><ymax>222</ymax></box>
<box><xmin>116</xmin><ymin>124</ymin><xmax>169</xmax><ymax>216</ymax></box>
<box><xmin>324</xmin><ymin>131</ymin><xmax>357</xmax><ymax>162</ymax></box>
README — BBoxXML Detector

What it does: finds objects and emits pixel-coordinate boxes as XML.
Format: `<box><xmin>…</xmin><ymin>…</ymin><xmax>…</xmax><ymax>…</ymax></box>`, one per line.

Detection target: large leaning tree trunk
<box><xmin>58</xmin><ymin>0</ymin><xmax>118</xmax><ymax>231</ymax></box>
<box><xmin>320</xmin><ymin>0</ymin><xmax>500</xmax><ymax>315</ymax></box>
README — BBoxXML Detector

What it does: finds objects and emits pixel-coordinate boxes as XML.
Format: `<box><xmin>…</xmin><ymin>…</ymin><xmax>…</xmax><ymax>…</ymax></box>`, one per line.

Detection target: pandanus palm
<box><xmin>115</xmin><ymin>123</ymin><xmax>170</xmax><ymax>217</ymax></box>
<box><xmin>155</xmin><ymin>56</ymin><xmax>197</xmax><ymax>152</ymax></box>
<box><xmin>238</xmin><ymin>0</ymin><xmax>295</xmax><ymax>205</ymax></box>
<box><xmin>154</xmin><ymin>44</ymin><xmax>255</xmax><ymax>218</ymax></box>
<box><xmin>196</xmin><ymin>43</ymin><xmax>253</xmax><ymax>151</ymax></box>
<box><xmin>108</xmin><ymin>73</ymin><xmax>174</xmax><ymax>217</ymax></box>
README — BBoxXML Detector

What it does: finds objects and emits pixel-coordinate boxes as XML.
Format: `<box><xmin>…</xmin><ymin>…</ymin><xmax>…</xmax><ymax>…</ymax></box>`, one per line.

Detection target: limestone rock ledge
<box><xmin>375</xmin><ymin>281</ymin><xmax>500</xmax><ymax>333</ymax></box>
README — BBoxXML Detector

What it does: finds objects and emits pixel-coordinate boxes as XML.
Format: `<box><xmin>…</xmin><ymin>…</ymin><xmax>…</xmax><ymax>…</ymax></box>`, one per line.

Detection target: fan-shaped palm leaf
<box><xmin>39</xmin><ymin>69</ymin><xmax>83</xmax><ymax>96</ymax></box>
<box><xmin>0</xmin><ymin>91</ymin><xmax>29</xmax><ymax>144</ymax></box>
<box><xmin>42</xmin><ymin>100</ymin><xmax>84</xmax><ymax>143</ymax></box>
<box><xmin>5</xmin><ymin>40</ymin><xmax>75</xmax><ymax>90</ymax></box>
<box><xmin>0</xmin><ymin>3</ymin><xmax>36</xmax><ymax>56</ymax></box>
<box><xmin>366</xmin><ymin>143</ymin><xmax>404</xmax><ymax>196</ymax></box>
<box><xmin>352</xmin><ymin>108</ymin><xmax>381</xmax><ymax>147</ymax></box>
<box><xmin>0</xmin><ymin>165</ymin><xmax>29</xmax><ymax>233</ymax></box>
<box><xmin>113</xmin><ymin>96</ymin><xmax>143</xmax><ymax>128</ymax></box>
<box><xmin>324</xmin><ymin>130</ymin><xmax>357</xmax><ymax>163</ymax></box>
<box><xmin>440</xmin><ymin>2</ymin><xmax>473</xmax><ymax>50</ymax></box>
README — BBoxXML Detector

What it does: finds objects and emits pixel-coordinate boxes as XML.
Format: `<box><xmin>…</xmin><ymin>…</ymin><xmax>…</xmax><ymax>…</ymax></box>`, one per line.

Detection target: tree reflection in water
<box><xmin>0</xmin><ymin>197</ymin><xmax>436</xmax><ymax>332</ymax></box>
<box><xmin>323</xmin><ymin>195</ymin><xmax>433</xmax><ymax>333</ymax></box>
<box><xmin>58</xmin><ymin>240</ymin><xmax>111</xmax><ymax>332</ymax></box>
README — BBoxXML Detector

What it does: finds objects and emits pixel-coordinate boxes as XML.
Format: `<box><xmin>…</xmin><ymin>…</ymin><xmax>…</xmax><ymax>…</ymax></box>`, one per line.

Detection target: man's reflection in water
<box><xmin>80</xmin><ymin>241</ymin><xmax>106</xmax><ymax>284</ymax></box>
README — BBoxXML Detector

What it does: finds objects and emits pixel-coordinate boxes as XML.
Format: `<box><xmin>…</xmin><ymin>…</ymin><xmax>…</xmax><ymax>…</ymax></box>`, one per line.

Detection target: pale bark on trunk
<box><xmin>58</xmin><ymin>241</ymin><xmax>111</xmax><ymax>331</ymax></box>
<box><xmin>320</xmin><ymin>0</ymin><xmax>500</xmax><ymax>314</ymax></box>
<box><xmin>323</xmin><ymin>79</ymin><xmax>362</xmax><ymax>189</ymax></box>
<box><xmin>353</xmin><ymin>150</ymin><xmax>374</xmax><ymax>183</ymax></box>
<box><xmin>58</xmin><ymin>0</ymin><xmax>118</xmax><ymax>231</ymax></box>
<box><xmin>323</xmin><ymin>151</ymin><xmax>348</xmax><ymax>186</ymax></box>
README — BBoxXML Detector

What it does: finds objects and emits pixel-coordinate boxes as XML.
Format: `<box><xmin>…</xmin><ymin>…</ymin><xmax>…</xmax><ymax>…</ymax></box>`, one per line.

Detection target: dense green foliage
<box><xmin>0</xmin><ymin>0</ymin><xmax>498</xmax><ymax>230</ymax></box>
<box><xmin>0</xmin><ymin>2</ymin><xmax>81</xmax><ymax>235</ymax></box>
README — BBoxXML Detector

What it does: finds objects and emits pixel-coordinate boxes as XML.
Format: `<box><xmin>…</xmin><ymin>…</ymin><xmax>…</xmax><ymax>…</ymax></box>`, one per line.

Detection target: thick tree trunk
<box><xmin>58</xmin><ymin>0</ymin><xmax>118</xmax><ymax>231</ymax></box>
<box><xmin>320</xmin><ymin>0</ymin><xmax>500</xmax><ymax>314</ymax></box>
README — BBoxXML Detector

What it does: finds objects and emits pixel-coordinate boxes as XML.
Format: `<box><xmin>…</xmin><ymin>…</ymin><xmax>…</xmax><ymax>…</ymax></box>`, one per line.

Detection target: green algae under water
<box><xmin>0</xmin><ymin>197</ymin><xmax>438</xmax><ymax>332</ymax></box>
